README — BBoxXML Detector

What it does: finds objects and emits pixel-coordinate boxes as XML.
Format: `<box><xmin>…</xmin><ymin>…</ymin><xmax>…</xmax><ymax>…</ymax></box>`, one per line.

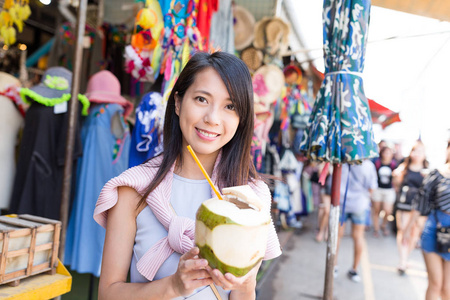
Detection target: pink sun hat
<box><xmin>85</xmin><ymin>70</ymin><xmax>133</xmax><ymax>117</ymax></box>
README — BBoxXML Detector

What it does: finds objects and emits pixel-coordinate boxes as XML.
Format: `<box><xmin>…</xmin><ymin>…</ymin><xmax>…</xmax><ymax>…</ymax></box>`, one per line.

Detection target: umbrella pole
<box><xmin>323</xmin><ymin>163</ymin><xmax>342</xmax><ymax>300</ymax></box>
<box><xmin>59</xmin><ymin>0</ymin><xmax>88</xmax><ymax>263</ymax></box>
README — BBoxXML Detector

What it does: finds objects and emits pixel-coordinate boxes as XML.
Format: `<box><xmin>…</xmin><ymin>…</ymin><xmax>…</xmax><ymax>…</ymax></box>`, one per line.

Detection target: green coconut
<box><xmin>195</xmin><ymin>185</ymin><xmax>270</xmax><ymax>277</ymax></box>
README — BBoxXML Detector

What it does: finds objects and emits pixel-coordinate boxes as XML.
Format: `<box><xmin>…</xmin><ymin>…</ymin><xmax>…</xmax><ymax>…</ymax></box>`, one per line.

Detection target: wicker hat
<box><xmin>233</xmin><ymin>5</ymin><xmax>255</xmax><ymax>51</ymax></box>
<box><xmin>254</xmin><ymin>17</ymin><xmax>290</xmax><ymax>56</ymax></box>
<box><xmin>241</xmin><ymin>47</ymin><xmax>263</xmax><ymax>72</ymax></box>
<box><xmin>252</xmin><ymin>64</ymin><xmax>284</xmax><ymax>106</ymax></box>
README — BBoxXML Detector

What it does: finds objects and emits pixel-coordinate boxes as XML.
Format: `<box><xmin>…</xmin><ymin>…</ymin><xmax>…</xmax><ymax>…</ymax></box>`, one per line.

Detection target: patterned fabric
<box><xmin>300</xmin><ymin>0</ymin><xmax>378</xmax><ymax>163</ymax></box>
<box><xmin>129</xmin><ymin>92</ymin><xmax>165</xmax><ymax>168</ymax></box>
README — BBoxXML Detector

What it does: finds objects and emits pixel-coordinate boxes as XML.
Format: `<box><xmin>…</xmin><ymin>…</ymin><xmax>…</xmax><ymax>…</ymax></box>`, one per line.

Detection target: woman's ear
<box><xmin>175</xmin><ymin>92</ymin><xmax>181</xmax><ymax>116</ymax></box>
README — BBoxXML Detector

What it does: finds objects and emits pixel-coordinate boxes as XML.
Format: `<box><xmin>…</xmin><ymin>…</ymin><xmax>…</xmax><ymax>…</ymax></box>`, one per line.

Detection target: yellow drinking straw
<box><xmin>187</xmin><ymin>145</ymin><xmax>223</xmax><ymax>200</ymax></box>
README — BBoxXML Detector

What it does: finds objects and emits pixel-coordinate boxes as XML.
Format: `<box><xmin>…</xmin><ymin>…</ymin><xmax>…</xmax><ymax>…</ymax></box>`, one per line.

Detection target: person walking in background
<box><xmin>393</xmin><ymin>140</ymin><xmax>429</xmax><ymax>275</ymax></box>
<box><xmin>335</xmin><ymin>160</ymin><xmax>378</xmax><ymax>282</ymax></box>
<box><xmin>404</xmin><ymin>141</ymin><xmax>450</xmax><ymax>300</ymax></box>
<box><xmin>315</xmin><ymin>163</ymin><xmax>332</xmax><ymax>243</ymax></box>
<box><xmin>315</xmin><ymin>163</ymin><xmax>332</xmax><ymax>242</ymax></box>
<box><xmin>372</xmin><ymin>146</ymin><xmax>397</xmax><ymax>237</ymax></box>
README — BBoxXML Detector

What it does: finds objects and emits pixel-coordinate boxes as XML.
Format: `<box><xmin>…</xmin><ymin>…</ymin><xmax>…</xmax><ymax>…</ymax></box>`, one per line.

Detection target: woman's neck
<box><xmin>408</xmin><ymin>161</ymin><xmax>423</xmax><ymax>171</ymax></box>
<box><xmin>381</xmin><ymin>157</ymin><xmax>392</xmax><ymax>165</ymax></box>
<box><xmin>175</xmin><ymin>148</ymin><xmax>219</xmax><ymax>180</ymax></box>
<box><xmin>439</xmin><ymin>163</ymin><xmax>450</xmax><ymax>178</ymax></box>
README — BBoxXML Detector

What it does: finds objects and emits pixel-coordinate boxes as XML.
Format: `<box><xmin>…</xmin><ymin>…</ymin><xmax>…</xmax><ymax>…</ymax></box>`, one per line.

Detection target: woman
<box><xmin>94</xmin><ymin>52</ymin><xmax>282</xmax><ymax>299</ymax></box>
<box><xmin>372</xmin><ymin>146</ymin><xmax>397</xmax><ymax>237</ymax></box>
<box><xmin>393</xmin><ymin>141</ymin><xmax>428</xmax><ymax>275</ymax></box>
<box><xmin>404</xmin><ymin>142</ymin><xmax>450</xmax><ymax>299</ymax></box>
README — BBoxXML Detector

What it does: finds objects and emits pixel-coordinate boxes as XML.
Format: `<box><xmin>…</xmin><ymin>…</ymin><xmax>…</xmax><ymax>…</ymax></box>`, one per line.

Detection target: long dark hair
<box><xmin>138</xmin><ymin>51</ymin><xmax>257</xmax><ymax>208</ymax></box>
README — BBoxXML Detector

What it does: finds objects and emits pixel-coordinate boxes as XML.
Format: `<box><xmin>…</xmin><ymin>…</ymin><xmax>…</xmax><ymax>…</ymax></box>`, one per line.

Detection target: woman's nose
<box><xmin>204</xmin><ymin>106</ymin><xmax>221</xmax><ymax>126</ymax></box>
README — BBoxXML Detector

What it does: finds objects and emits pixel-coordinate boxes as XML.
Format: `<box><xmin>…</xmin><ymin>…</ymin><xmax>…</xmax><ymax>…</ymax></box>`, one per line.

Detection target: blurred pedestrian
<box><xmin>393</xmin><ymin>140</ymin><xmax>429</xmax><ymax>275</ymax></box>
<box><xmin>335</xmin><ymin>160</ymin><xmax>378</xmax><ymax>282</ymax></box>
<box><xmin>315</xmin><ymin>163</ymin><xmax>332</xmax><ymax>242</ymax></box>
<box><xmin>404</xmin><ymin>141</ymin><xmax>450</xmax><ymax>299</ymax></box>
<box><xmin>372</xmin><ymin>146</ymin><xmax>397</xmax><ymax>237</ymax></box>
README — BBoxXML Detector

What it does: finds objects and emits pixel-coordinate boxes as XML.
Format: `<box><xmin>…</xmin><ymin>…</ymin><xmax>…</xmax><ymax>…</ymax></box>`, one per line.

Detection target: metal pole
<box><xmin>323</xmin><ymin>163</ymin><xmax>342</xmax><ymax>300</ymax></box>
<box><xmin>59</xmin><ymin>0</ymin><xmax>88</xmax><ymax>263</ymax></box>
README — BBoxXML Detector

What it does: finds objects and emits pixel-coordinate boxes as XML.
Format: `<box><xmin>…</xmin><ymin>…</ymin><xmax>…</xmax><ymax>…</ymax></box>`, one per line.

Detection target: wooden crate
<box><xmin>0</xmin><ymin>214</ymin><xmax>61</xmax><ymax>287</ymax></box>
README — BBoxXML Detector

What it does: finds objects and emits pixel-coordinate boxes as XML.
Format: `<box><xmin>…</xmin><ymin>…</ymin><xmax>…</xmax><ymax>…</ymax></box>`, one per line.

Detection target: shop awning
<box><xmin>368</xmin><ymin>99</ymin><xmax>401</xmax><ymax>129</ymax></box>
<box><xmin>372</xmin><ymin>0</ymin><xmax>450</xmax><ymax>22</ymax></box>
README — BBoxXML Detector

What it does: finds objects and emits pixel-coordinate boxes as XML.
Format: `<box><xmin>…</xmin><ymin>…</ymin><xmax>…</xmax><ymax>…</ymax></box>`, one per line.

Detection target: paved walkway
<box><xmin>257</xmin><ymin>213</ymin><xmax>428</xmax><ymax>300</ymax></box>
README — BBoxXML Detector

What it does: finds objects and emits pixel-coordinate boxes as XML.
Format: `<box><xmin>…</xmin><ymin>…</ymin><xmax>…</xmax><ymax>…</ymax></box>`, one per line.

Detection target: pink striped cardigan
<box><xmin>94</xmin><ymin>155</ymin><xmax>282</xmax><ymax>281</ymax></box>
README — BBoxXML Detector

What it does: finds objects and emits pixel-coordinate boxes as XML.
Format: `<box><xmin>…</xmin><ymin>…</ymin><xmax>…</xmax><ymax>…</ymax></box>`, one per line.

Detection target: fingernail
<box><xmin>201</xmin><ymin>259</ymin><xmax>208</xmax><ymax>266</ymax></box>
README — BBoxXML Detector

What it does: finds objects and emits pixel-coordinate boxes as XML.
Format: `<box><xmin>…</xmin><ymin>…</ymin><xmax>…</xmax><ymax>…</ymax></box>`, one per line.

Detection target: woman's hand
<box><xmin>169</xmin><ymin>247</ymin><xmax>213</xmax><ymax>298</ymax></box>
<box><xmin>207</xmin><ymin>261</ymin><xmax>261</xmax><ymax>299</ymax></box>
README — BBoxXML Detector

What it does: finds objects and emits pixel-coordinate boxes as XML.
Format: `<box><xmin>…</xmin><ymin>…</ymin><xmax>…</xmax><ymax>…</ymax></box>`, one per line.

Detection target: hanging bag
<box><xmin>434</xmin><ymin>210</ymin><xmax>450</xmax><ymax>253</ymax></box>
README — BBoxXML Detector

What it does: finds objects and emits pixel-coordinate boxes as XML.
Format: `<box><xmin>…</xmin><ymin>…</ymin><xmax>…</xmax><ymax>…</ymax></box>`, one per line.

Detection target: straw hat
<box><xmin>233</xmin><ymin>5</ymin><xmax>255</xmax><ymax>51</ymax></box>
<box><xmin>85</xmin><ymin>70</ymin><xmax>134</xmax><ymax>117</ymax></box>
<box><xmin>241</xmin><ymin>47</ymin><xmax>263</xmax><ymax>72</ymax></box>
<box><xmin>254</xmin><ymin>17</ymin><xmax>290</xmax><ymax>56</ymax></box>
<box><xmin>252</xmin><ymin>64</ymin><xmax>284</xmax><ymax>106</ymax></box>
<box><xmin>0</xmin><ymin>72</ymin><xmax>20</xmax><ymax>92</ymax></box>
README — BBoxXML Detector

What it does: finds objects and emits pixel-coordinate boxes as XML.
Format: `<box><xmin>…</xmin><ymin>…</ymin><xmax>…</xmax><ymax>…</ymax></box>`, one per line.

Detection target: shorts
<box><xmin>340</xmin><ymin>211</ymin><xmax>367</xmax><ymax>225</ymax></box>
<box><xmin>421</xmin><ymin>210</ymin><xmax>450</xmax><ymax>261</ymax></box>
<box><xmin>372</xmin><ymin>188</ymin><xmax>396</xmax><ymax>204</ymax></box>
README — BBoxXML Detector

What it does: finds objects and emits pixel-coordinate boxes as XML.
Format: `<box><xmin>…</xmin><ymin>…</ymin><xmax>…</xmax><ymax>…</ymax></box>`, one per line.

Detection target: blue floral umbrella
<box><xmin>300</xmin><ymin>0</ymin><xmax>378</xmax><ymax>164</ymax></box>
<box><xmin>300</xmin><ymin>1</ymin><xmax>378</xmax><ymax>298</ymax></box>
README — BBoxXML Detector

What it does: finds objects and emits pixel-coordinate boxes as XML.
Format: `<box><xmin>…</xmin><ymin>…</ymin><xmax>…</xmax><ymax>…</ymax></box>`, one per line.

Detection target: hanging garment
<box><xmin>129</xmin><ymin>92</ymin><xmax>164</xmax><ymax>167</ymax></box>
<box><xmin>197</xmin><ymin>0</ymin><xmax>219</xmax><ymax>49</ymax></box>
<box><xmin>64</xmin><ymin>103</ymin><xmax>130</xmax><ymax>276</ymax></box>
<box><xmin>48</xmin><ymin>22</ymin><xmax>103</xmax><ymax>93</ymax></box>
<box><xmin>9</xmin><ymin>101</ymin><xmax>83</xmax><ymax>219</ymax></box>
<box><xmin>209</xmin><ymin>0</ymin><xmax>234</xmax><ymax>53</ymax></box>
<box><xmin>0</xmin><ymin>91</ymin><xmax>23</xmax><ymax>210</ymax></box>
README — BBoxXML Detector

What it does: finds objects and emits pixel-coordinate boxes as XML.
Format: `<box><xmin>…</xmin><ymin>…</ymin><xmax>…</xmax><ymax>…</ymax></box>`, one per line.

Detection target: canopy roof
<box><xmin>372</xmin><ymin>0</ymin><xmax>450</xmax><ymax>22</ymax></box>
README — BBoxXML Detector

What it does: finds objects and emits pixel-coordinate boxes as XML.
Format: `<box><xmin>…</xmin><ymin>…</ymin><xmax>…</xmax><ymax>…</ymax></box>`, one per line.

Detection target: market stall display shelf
<box><xmin>0</xmin><ymin>258</ymin><xmax>71</xmax><ymax>299</ymax></box>
<box><xmin>0</xmin><ymin>214</ymin><xmax>61</xmax><ymax>286</ymax></box>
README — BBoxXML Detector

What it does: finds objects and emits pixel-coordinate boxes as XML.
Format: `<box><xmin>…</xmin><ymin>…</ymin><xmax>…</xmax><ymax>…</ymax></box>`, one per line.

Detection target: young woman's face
<box><xmin>176</xmin><ymin>67</ymin><xmax>240</xmax><ymax>158</ymax></box>
<box><xmin>410</xmin><ymin>144</ymin><xmax>426</xmax><ymax>164</ymax></box>
<box><xmin>382</xmin><ymin>148</ymin><xmax>394</xmax><ymax>161</ymax></box>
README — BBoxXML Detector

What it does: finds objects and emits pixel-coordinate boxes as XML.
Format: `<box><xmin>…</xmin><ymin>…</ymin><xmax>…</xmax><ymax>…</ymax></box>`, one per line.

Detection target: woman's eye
<box><xmin>196</xmin><ymin>96</ymin><xmax>207</xmax><ymax>103</ymax></box>
<box><xmin>226</xmin><ymin>104</ymin><xmax>235</xmax><ymax>111</ymax></box>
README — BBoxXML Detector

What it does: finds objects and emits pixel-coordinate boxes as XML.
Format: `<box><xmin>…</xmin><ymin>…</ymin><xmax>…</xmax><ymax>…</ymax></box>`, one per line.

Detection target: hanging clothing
<box><xmin>0</xmin><ymin>93</ymin><xmax>23</xmax><ymax>210</ymax></box>
<box><xmin>197</xmin><ymin>0</ymin><xmax>218</xmax><ymax>49</ymax></box>
<box><xmin>48</xmin><ymin>23</ymin><xmax>103</xmax><ymax>93</ymax></box>
<box><xmin>9</xmin><ymin>101</ymin><xmax>83</xmax><ymax>220</ymax></box>
<box><xmin>64</xmin><ymin>103</ymin><xmax>130</xmax><ymax>276</ymax></box>
<box><xmin>209</xmin><ymin>0</ymin><xmax>234</xmax><ymax>53</ymax></box>
<box><xmin>129</xmin><ymin>92</ymin><xmax>164</xmax><ymax>167</ymax></box>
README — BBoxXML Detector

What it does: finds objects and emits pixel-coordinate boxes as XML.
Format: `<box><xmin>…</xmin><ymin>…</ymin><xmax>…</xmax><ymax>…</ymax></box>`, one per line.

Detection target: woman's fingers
<box><xmin>181</xmin><ymin>247</ymin><xmax>200</xmax><ymax>261</ymax></box>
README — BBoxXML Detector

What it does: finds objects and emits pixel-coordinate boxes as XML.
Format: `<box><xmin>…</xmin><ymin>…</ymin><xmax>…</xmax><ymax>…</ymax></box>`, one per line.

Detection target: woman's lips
<box><xmin>196</xmin><ymin>128</ymin><xmax>220</xmax><ymax>141</ymax></box>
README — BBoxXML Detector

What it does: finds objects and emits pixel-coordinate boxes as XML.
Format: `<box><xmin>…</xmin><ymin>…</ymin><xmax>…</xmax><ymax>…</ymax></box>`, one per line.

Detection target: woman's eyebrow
<box><xmin>194</xmin><ymin>90</ymin><xmax>213</xmax><ymax>96</ymax></box>
<box><xmin>194</xmin><ymin>90</ymin><xmax>231</xmax><ymax>101</ymax></box>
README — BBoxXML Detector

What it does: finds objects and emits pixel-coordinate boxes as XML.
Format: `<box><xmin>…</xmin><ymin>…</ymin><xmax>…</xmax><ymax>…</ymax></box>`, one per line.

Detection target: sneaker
<box><xmin>333</xmin><ymin>266</ymin><xmax>339</xmax><ymax>278</ymax></box>
<box><xmin>347</xmin><ymin>270</ymin><xmax>361</xmax><ymax>282</ymax></box>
